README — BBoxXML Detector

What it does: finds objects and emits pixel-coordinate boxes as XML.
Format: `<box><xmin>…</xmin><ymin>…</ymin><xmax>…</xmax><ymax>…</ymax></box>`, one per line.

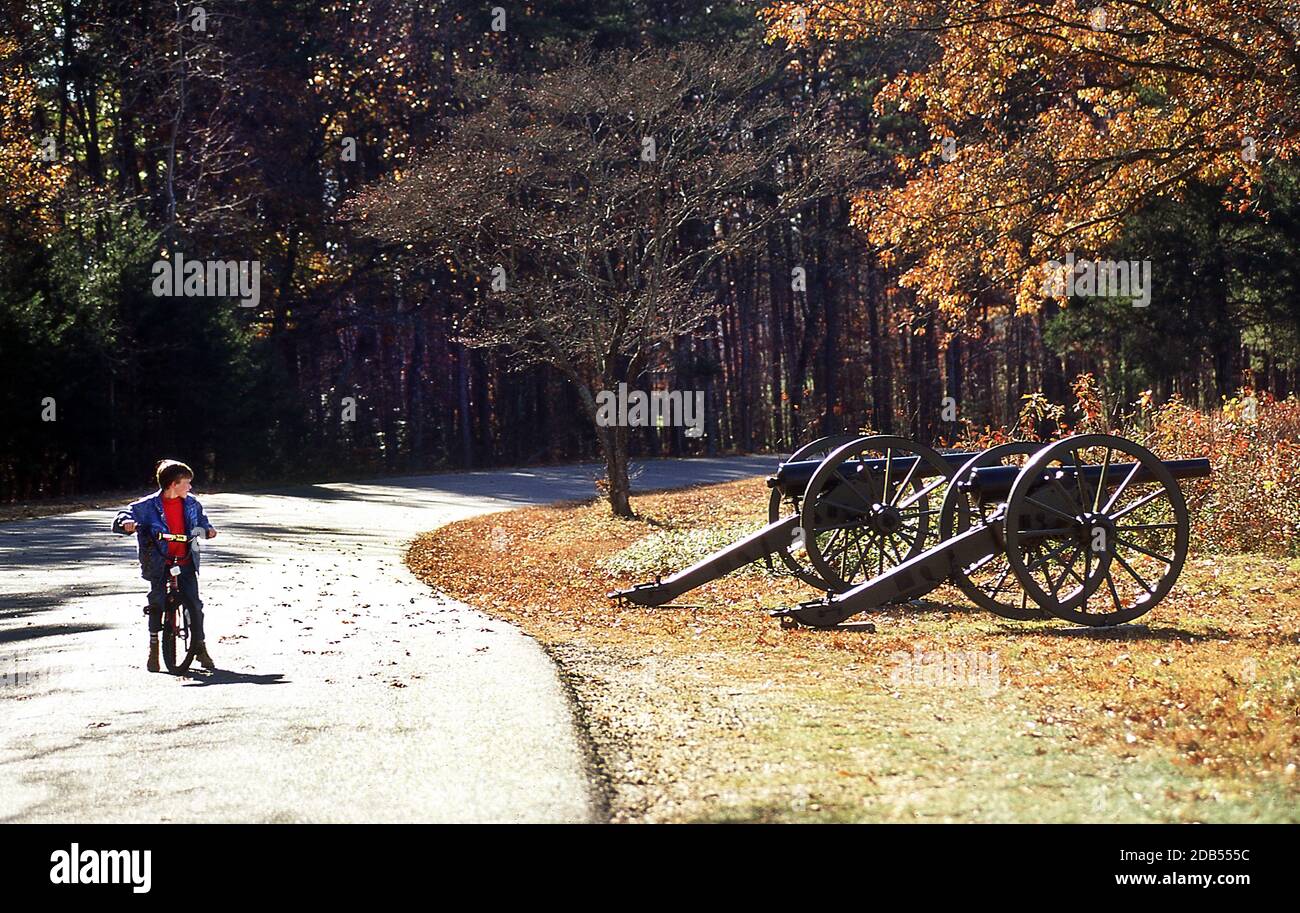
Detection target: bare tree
<box><xmin>347</xmin><ymin>43</ymin><xmax>864</xmax><ymax>515</ymax></box>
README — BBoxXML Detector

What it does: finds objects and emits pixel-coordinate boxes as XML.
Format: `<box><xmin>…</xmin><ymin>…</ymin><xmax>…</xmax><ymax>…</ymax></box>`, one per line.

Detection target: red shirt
<box><xmin>162</xmin><ymin>496</ymin><xmax>190</xmax><ymax>563</ymax></box>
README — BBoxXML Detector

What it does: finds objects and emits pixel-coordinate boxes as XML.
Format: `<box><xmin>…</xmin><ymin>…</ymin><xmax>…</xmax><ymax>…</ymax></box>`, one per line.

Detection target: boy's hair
<box><xmin>155</xmin><ymin>459</ymin><xmax>194</xmax><ymax>491</ymax></box>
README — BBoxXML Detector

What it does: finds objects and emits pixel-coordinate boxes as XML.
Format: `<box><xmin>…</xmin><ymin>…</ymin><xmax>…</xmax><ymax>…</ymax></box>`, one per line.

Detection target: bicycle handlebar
<box><xmin>117</xmin><ymin>519</ymin><xmax>210</xmax><ymax>542</ymax></box>
<box><xmin>156</xmin><ymin>530</ymin><xmax>206</xmax><ymax>543</ymax></box>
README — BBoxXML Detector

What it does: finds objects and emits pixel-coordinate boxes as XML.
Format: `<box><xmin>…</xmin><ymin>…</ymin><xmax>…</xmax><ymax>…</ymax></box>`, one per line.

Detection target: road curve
<box><xmin>0</xmin><ymin>456</ymin><xmax>772</xmax><ymax>823</ymax></box>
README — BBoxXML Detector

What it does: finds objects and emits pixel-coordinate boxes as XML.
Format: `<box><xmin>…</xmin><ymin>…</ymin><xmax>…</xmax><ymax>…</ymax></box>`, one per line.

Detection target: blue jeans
<box><xmin>147</xmin><ymin>563</ymin><xmax>206</xmax><ymax>644</ymax></box>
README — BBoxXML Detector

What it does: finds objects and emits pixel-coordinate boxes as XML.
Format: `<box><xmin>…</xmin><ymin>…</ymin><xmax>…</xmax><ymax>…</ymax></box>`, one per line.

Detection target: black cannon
<box><xmin>612</xmin><ymin>434</ymin><xmax>979</xmax><ymax>606</ymax></box>
<box><xmin>776</xmin><ymin>433</ymin><xmax>1210</xmax><ymax>627</ymax></box>
<box><xmin>613</xmin><ymin>433</ymin><xmax>1211</xmax><ymax>628</ymax></box>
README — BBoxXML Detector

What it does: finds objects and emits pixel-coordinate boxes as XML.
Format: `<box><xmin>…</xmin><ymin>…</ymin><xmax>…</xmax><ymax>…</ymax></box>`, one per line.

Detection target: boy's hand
<box><xmin>205</xmin><ymin>527</ymin><xmax>217</xmax><ymax>539</ymax></box>
<box><xmin>122</xmin><ymin>520</ymin><xmax>137</xmax><ymax>534</ymax></box>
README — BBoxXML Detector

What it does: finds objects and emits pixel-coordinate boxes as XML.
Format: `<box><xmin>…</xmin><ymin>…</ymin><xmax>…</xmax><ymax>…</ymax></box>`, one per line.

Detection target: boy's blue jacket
<box><xmin>112</xmin><ymin>491</ymin><xmax>213</xmax><ymax>581</ymax></box>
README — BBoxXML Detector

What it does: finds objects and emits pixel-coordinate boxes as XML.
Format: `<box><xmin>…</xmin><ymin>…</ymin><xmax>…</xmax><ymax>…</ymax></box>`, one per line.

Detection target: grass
<box><xmin>407</xmin><ymin>476</ymin><xmax>1300</xmax><ymax>823</ymax></box>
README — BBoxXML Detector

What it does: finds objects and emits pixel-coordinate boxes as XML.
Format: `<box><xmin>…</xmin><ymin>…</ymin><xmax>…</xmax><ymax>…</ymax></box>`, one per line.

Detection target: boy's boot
<box><xmin>193</xmin><ymin>641</ymin><xmax>215</xmax><ymax>671</ymax></box>
<box><xmin>147</xmin><ymin>635</ymin><xmax>160</xmax><ymax>673</ymax></box>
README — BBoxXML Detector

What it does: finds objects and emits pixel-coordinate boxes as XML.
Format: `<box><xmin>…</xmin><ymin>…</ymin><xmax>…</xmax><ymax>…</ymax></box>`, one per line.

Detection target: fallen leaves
<box><xmin>408</xmin><ymin>475</ymin><xmax>1300</xmax><ymax>811</ymax></box>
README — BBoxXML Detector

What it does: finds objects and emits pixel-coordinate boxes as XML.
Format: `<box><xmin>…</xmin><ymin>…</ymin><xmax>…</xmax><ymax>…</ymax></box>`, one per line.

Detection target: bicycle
<box><xmin>147</xmin><ymin>530</ymin><xmax>205</xmax><ymax>673</ymax></box>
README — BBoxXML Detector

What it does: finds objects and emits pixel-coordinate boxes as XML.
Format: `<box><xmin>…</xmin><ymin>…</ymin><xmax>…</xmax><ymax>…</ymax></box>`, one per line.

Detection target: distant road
<box><xmin>0</xmin><ymin>456</ymin><xmax>772</xmax><ymax>823</ymax></box>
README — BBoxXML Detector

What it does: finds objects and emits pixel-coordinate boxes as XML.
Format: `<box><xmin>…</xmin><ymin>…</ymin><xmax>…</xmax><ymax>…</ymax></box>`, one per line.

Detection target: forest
<box><xmin>3</xmin><ymin>0</ymin><xmax>1298</xmax><ymax>504</ymax></box>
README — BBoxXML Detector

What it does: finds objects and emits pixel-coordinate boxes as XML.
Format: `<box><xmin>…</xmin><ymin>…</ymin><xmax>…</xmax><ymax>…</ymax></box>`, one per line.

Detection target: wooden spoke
<box><xmin>1052</xmin><ymin>546</ymin><xmax>1085</xmax><ymax>589</ymax></box>
<box><xmin>897</xmin><ymin>507</ymin><xmax>941</xmax><ymax>519</ymax></box>
<box><xmin>1116</xmin><ymin>536</ymin><xmax>1174</xmax><ymax>566</ymax></box>
<box><xmin>986</xmin><ymin>564</ymin><xmax>1014</xmax><ymax>598</ymax></box>
<box><xmin>1039</xmin><ymin>559</ymin><xmax>1060</xmax><ymax>600</ymax></box>
<box><xmin>1026</xmin><ymin>538</ymin><xmax>1074</xmax><ymax>574</ymax></box>
<box><xmin>1015</xmin><ymin>526</ymin><xmax>1077</xmax><ymax>539</ymax></box>
<box><xmin>1093</xmin><ymin>446</ymin><xmax>1113</xmax><ymax>512</ymax></box>
<box><xmin>832</xmin><ymin>470</ymin><xmax>875</xmax><ymax>511</ymax></box>
<box><xmin>1048</xmin><ymin>475</ymin><xmax>1086</xmax><ymax>517</ymax></box>
<box><xmin>896</xmin><ymin>475</ymin><xmax>946</xmax><ymax>510</ymax></box>
<box><xmin>881</xmin><ymin>448</ymin><xmax>893</xmax><ymax>509</ymax></box>
<box><xmin>1069</xmin><ymin>449</ymin><xmax>1089</xmax><ymax>514</ymax></box>
<box><xmin>1110</xmin><ymin>487</ymin><xmax>1167</xmax><ymax>521</ymax></box>
<box><xmin>820</xmin><ymin>528</ymin><xmax>846</xmax><ymax>563</ymax></box>
<box><xmin>1112</xmin><ymin>550</ymin><xmax>1155</xmax><ymax>594</ymax></box>
<box><xmin>884</xmin><ymin>538</ymin><xmax>905</xmax><ymax>566</ymax></box>
<box><xmin>1024</xmin><ymin>495</ymin><xmax>1078</xmax><ymax>524</ymax></box>
<box><xmin>818</xmin><ymin>492</ymin><xmax>879</xmax><ymax>516</ymax></box>
<box><xmin>1102</xmin><ymin>461</ymin><xmax>1144</xmax><ymax>513</ymax></box>
<box><xmin>851</xmin><ymin>532</ymin><xmax>870</xmax><ymax>579</ymax></box>
<box><xmin>889</xmin><ymin>453</ymin><xmax>922</xmax><ymax>508</ymax></box>
<box><xmin>1105</xmin><ymin>569</ymin><xmax>1124</xmax><ymax>612</ymax></box>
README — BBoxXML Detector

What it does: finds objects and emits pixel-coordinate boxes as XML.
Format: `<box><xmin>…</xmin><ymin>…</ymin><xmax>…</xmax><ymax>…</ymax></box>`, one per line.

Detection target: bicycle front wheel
<box><xmin>162</xmin><ymin>601</ymin><xmax>194</xmax><ymax>673</ymax></box>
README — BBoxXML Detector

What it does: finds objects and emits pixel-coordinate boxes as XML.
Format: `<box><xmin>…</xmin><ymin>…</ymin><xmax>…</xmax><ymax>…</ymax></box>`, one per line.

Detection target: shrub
<box><xmin>952</xmin><ymin>376</ymin><xmax>1300</xmax><ymax>556</ymax></box>
<box><xmin>1139</xmin><ymin>391</ymin><xmax>1300</xmax><ymax>556</ymax></box>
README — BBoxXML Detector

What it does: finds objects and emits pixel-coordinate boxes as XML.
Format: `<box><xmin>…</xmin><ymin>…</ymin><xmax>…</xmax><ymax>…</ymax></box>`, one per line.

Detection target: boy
<box><xmin>112</xmin><ymin>460</ymin><xmax>219</xmax><ymax>672</ymax></box>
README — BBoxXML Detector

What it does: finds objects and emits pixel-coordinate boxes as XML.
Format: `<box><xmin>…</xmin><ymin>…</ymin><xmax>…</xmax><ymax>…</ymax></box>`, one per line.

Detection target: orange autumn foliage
<box><xmin>947</xmin><ymin>375</ymin><xmax>1300</xmax><ymax>556</ymax></box>
<box><xmin>0</xmin><ymin>38</ymin><xmax>67</xmax><ymax>241</ymax></box>
<box><xmin>761</xmin><ymin>2</ymin><xmax>1300</xmax><ymax>315</ymax></box>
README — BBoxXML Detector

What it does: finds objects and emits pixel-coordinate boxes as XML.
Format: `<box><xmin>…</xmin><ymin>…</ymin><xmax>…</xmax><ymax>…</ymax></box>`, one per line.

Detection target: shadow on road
<box><xmin>177</xmin><ymin>669</ymin><xmax>287</xmax><ymax>687</ymax></box>
<box><xmin>0</xmin><ymin>513</ymin><xmax>255</xmax><ymax>584</ymax></box>
<box><xmin>1</xmin><ymin>583</ymin><xmax>137</xmax><ymax>619</ymax></box>
<box><xmin>0</xmin><ymin>622</ymin><xmax>107</xmax><ymax>644</ymax></box>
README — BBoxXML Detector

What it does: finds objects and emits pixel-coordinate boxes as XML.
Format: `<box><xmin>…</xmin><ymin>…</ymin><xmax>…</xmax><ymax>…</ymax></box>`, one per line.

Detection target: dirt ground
<box><xmin>408</xmin><ymin>477</ymin><xmax>1300</xmax><ymax>823</ymax></box>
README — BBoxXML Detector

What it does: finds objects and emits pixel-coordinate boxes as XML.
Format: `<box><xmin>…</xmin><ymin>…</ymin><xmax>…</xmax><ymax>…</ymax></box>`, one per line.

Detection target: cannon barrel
<box><xmin>767</xmin><ymin>450</ymin><xmax>978</xmax><ymax>498</ymax></box>
<box><xmin>616</xmin><ymin>445</ymin><xmax>975</xmax><ymax>607</ymax></box>
<box><xmin>611</xmin><ymin>514</ymin><xmax>800</xmax><ymax>607</ymax></box>
<box><xmin>966</xmin><ymin>458</ymin><xmax>1212</xmax><ymax>502</ymax></box>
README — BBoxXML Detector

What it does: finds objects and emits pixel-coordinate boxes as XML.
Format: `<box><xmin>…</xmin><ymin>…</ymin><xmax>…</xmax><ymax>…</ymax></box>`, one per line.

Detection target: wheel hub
<box><xmin>868</xmin><ymin>503</ymin><xmax>904</xmax><ymax>535</ymax></box>
<box><xmin>1076</xmin><ymin>512</ymin><xmax>1116</xmax><ymax>553</ymax></box>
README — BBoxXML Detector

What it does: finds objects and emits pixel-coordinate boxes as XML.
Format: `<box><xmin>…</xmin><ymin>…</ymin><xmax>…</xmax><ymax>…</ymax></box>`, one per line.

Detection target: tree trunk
<box><xmin>945</xmin><ymin>333</ymin><xmax>963</xmax><ymax>440</ymax></box>
<box><xmin>575</xmin><ymin>381</ymin><xmax>634</xmax><ymax>519</ymax></box>
<box><xmin>600</xmin><ymin>424</ymin><xmax>633</xmax><ymax>518</ymax></box>
<box><xmin>457</xmin><ymin>342</ymin><xmax>473</xmax><ymax>468</ymax></box>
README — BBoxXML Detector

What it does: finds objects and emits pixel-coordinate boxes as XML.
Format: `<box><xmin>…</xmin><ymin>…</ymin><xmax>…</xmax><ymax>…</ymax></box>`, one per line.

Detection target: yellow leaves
<box><xmin>760</xmin><ymin>1</ymin><xmax>1294</xmax><ymax>316</ymax></box>
<box><xmin>0</xmin><ymin>41</ymin><xmax>67</xmax><ymax>238</ymax></box>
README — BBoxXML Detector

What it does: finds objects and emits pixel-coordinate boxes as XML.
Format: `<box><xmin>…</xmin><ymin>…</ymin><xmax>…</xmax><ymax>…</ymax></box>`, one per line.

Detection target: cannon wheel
<box><xmin>939</xmin><ymin>441</ymin><xmax>1051</xmax><ymax>620</ymax></box>
<box><xmin>1004</xmin><ymin>433</ymin><xmax>1190</xmax><ymax>626</ymax></box>
<box><xmin>800</xmin><ymin>435</ymin><xmax>954</xmax><ymax>593</ymax></box>
<box><xmin>764</xmin><ymin>434</ymin><xmax>861</xmax><ymax>589</ymax></box>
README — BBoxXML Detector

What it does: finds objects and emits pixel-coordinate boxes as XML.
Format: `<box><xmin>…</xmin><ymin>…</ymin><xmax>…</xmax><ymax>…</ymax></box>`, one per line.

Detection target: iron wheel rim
<box><xmin>940</xmin><ymin>441</ymin><xmax>1051</xmax><ymax>620</ymax></box>
<box><xmin>1004</xmin><ymin>434</ymin><xmax>1189</xmax><ymax>626</ymax></box>
<box><xmin>766</xmin><ymin>434</ymin><xmax>860</xmax><ymax>589</ymax></box>
<box><xmin>800</xmin><ymin>435</ymin><xmax>952</xmax><ymax>592</ymax></box>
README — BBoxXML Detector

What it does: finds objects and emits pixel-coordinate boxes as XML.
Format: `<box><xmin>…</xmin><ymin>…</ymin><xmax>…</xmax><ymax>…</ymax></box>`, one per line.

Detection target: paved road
<box><xmin>0</xmin><ymin>456</ymin><xmax>772</xmax><ymax>823</ymax></box>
